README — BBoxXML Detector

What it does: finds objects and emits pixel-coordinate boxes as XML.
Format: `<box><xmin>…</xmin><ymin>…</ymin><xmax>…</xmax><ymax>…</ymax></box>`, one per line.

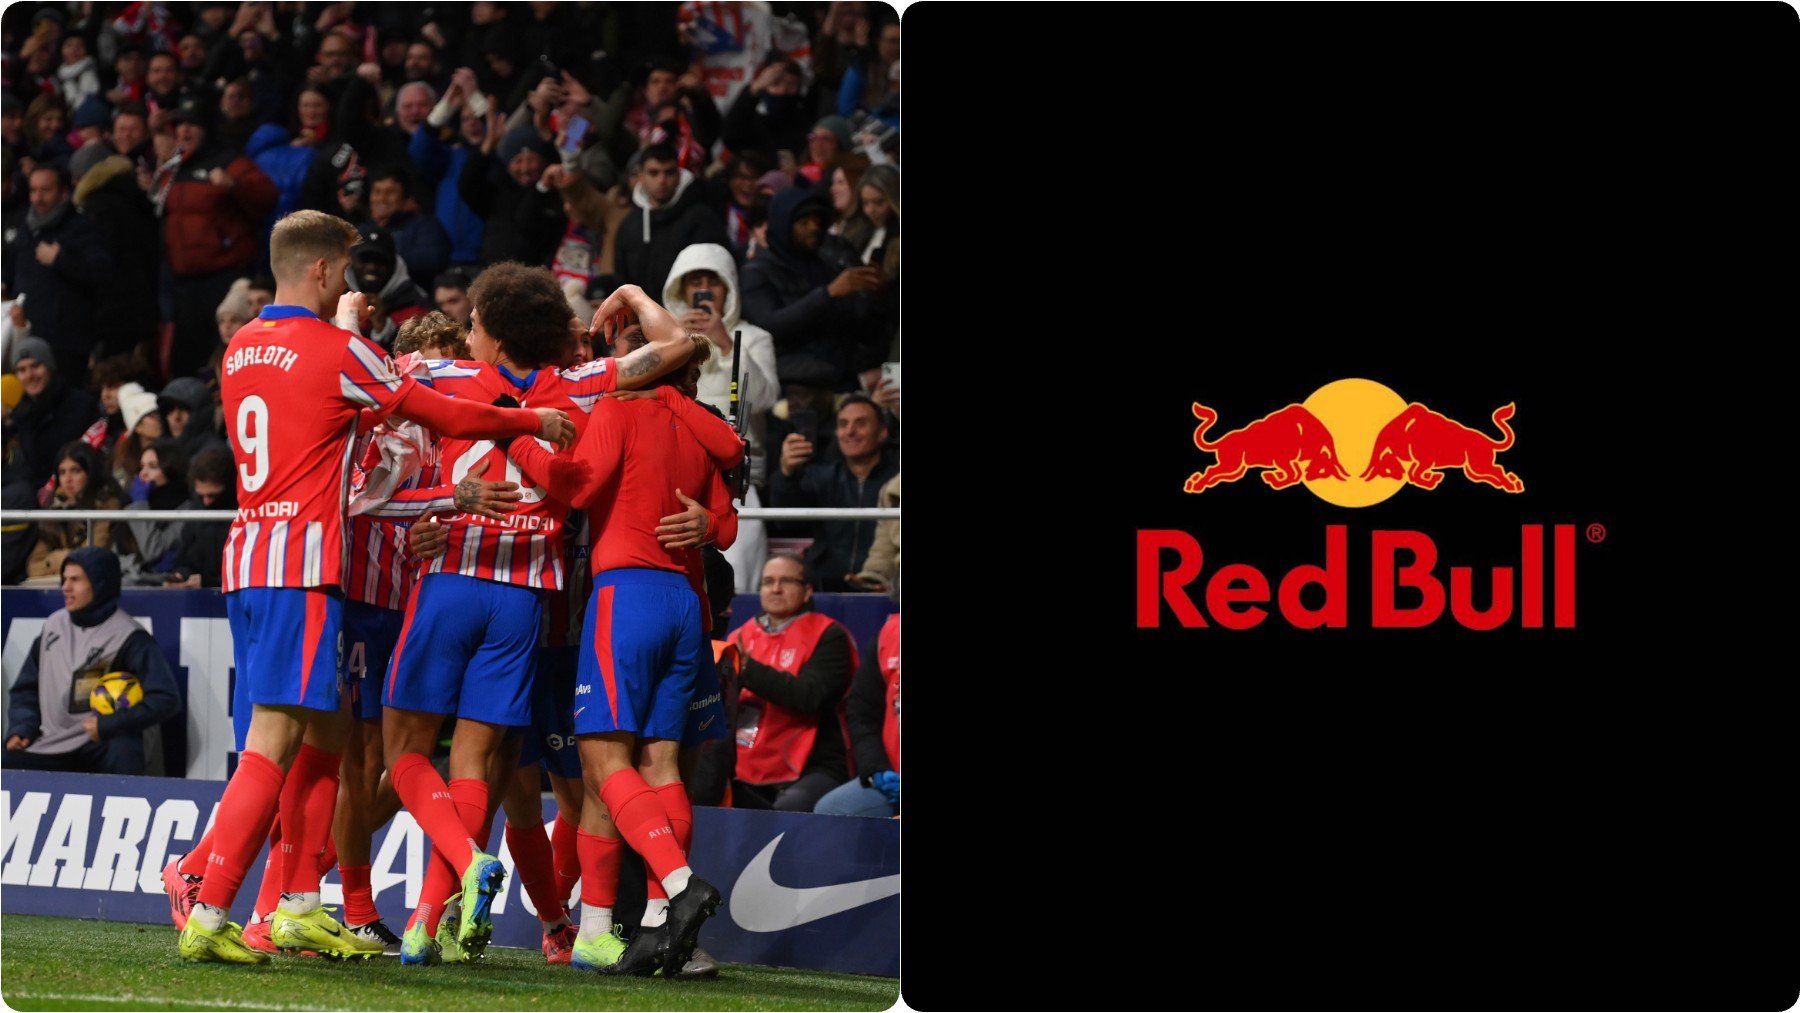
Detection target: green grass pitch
<box><xmin>0</xmin><ymin>914</ymin><xmax>898</xmax><ymax>1011</ymax></box>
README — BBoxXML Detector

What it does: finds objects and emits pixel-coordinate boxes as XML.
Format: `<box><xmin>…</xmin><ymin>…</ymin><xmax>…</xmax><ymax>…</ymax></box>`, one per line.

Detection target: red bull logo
<box><xmin>1183</xmin><ymin>379</ymin><xmax>1523</xmax><ymax>506</ymax></box>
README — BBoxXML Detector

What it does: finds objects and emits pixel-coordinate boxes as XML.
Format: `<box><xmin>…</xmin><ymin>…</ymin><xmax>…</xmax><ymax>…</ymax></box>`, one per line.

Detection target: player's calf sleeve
<box><xmin>409</xmin><ymin>778</ymin><xmax>493</xmax><ymax>935</ymax></box>
<box><xmin>340</xmin><ymin>865</ymin><xmax>378</xmax><ymax>926</ymax></box>
<box><xmin>598</xmin><ymin>768</ymin><xmax>687</xmax><ymax>884</ymax></box>
<box><xmin>576</xmin><ymin>827</ymin><xmax>622</xmax><ymax>936</ymax></box>
<box><xmin>505</xmin><ymin>820</ymin><xmax>566</xmax><ymax>924</ymax></box>
<box><xmin>280</xmin><ymin>743</ymin><xmax>342</xmax><ymax>893</ymax></box>
<box><xmin>196</xmin><ymin>751</ymin><xmax>286</xmax><ymax>911</ymax></box>
<box><xmin>179</xmin><ymin>825</ymin><xmax>217</xmax><ymax>878</ymax></box>
<box><xmin>317</xmin><ymin>834</ymin><xmax>338</xmax><ymax>880</ymax></box>
<box><xmin>552</xmin><ymin>813</ymin><xmax>581</xmax><ymax>907</ymax></box>
<box><xmin>449</xmin><ymin>778</ymin><xmax>491</xmax><ymax>854</ymax></box>
<box><xmin>252</xmin><ymin>842</ymin><xmax>284</xmax><ymax>921</ymax></box>
<box><xmin>409</xmin><ymin>847</ymin><xmax>457</xmax><ymax>935</ymax></box>
<box><xmin>391</xmin><ymin>752</ymin><xmax>477</xmax><ymax>871</ymax></box>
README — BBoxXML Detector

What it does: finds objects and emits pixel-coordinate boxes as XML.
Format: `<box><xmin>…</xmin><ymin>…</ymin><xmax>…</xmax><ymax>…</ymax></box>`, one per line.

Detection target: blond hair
<box><xmin>269</xmin><ymin>211</ymin><xmax>358</xmax><ymax>284</ymax></box>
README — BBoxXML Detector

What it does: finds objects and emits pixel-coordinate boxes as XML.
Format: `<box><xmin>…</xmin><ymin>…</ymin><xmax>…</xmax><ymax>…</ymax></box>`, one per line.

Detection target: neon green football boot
<box><xmin>271</xmin><ymin>903</ymin><xmax>385</xmax><ymax>959</ymax></box>
<box><xmin>178</xmin><ymin>917</ymin><xmax>271</xmax><ymax>964</ymax></box>
<box><xmin>399</xmin><ymin>921</ymin><xmax>442</xmax><ymax>966</ymax></box>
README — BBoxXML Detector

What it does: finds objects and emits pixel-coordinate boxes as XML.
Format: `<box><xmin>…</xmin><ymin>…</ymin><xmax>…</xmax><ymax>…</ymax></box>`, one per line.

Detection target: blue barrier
<box><xmin>0</xmin><ymin>770</ymin><xmax>898</xmax><ymax>977</ymax></box>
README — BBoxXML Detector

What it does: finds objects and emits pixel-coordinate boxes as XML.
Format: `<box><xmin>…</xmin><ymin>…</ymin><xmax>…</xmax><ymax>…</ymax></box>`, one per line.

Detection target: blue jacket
<box><xmin>409</xmin><ymin>126</ymin><xmax>484</xmax><ymax>265</ymax></box>
<box><xmin>248</xmin><ymin>122</ymin><xmax>319</xmax><ymax>223</ymax></box>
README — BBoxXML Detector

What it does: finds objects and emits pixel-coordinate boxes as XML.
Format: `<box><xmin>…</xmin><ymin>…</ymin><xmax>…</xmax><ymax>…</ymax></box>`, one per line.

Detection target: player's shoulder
<box><xmin>557</xmin><ymin>358</ymin><xmax>612</xmax><ymax>382</ymax></box>
<box><xmin>424</xmin><ymin>358</ymin><xmax>491</xmax><ymax>388</ymax></box>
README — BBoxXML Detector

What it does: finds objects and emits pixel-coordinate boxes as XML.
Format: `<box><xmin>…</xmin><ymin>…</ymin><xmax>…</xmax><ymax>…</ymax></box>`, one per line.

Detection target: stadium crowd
<box><xmin>0</xmin><ymin>1</ymin><xmax>902</xmax><ymax>954</ymax></box>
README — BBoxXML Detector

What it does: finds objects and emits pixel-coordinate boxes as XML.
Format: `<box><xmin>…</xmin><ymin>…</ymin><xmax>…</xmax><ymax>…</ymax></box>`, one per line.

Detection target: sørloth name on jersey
<box><xmin>223</xmin><ymin>344</ymin><xmax>300</xmax><ymax>375</ymax></box>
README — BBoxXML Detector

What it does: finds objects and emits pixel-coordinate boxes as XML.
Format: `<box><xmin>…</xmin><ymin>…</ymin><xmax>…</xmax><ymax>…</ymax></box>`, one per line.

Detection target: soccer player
<box><xmin>171</xmin><ymin>211</ymin><xmax>573</xmax><ymax>965</ymax></box>
<box><xmin>503</xmin><ymin>289</ymin><xmax>742</xmax><ymax>977</ymax></box>
<box><xmin>381</xmin><ymin>270</ymin><xmax>695</xmax><ymax>965</ymax></box>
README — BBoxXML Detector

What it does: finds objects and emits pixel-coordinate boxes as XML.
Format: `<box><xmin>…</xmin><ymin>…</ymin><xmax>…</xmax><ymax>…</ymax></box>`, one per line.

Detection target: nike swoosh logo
<box><xmin>728</xmin><ymin>833</ymin><xmax>899</xmax><ymax>932</ymax></box>
<box><xmin>573</xmin><ymin>707</ymin><xmax>586</xmax><ymax>719</ymax></box>
<box><xmin>698</xmin><ymin>716</ymin><xmax>716</xmax><ymax>731</ymax></box>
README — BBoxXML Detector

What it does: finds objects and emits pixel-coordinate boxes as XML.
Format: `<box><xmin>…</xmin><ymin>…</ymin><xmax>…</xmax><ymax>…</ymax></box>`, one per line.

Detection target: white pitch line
<box><xmin>9</xmin><ymin>992</ymin><xmax>334</xmax><ymax>1011</ymax></box>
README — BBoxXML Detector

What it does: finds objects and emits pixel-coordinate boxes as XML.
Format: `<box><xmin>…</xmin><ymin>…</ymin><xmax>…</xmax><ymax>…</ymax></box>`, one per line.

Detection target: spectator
<box><xmin>103</xmin><ymin>46</ymin><xmax>149</xmax><ymax>108</ymax></box>
<box><xmin>711</xmin><ymin>150</ymin><xmax>770</xmax><ymax>261</ymax></box>
<box><xmin>205</xmin><ymin>277</ymin><xmax>255</xmax><ymax>390</ymax></box>
<box><xmin>813</xmin><ymin>612</ymin><xmax>900</xmax><ymax>818</ymax></box>
<box><xmin>739</xmin><ymin>186</ymin><xmax>884</xmax><ymax>392</ymax></box>
<box><xmin>161</xmin><ymin>445</ymin><xmax>236</xmax><ymax>588</ymax></box>
<box><xmin>661</xmin><ymin>243</ymin><xmax>779</xmax><ymax>490</ymax></box>
<box><xmin>144</xmin><ymin>50</ymin><xmax>204</xmax><ymax>121</ymax></box>
<box><xmin>87</xmin><ymin>355</ymin><xmax>146</xmax><ymax>452</ymax></box>
<box><xmin>403</xmin><ymin>41</ymin><xmax>447</xmax><ymax>92</ymax></box>
<box><xmin>838</xmin><ymin>21</ymin><xmax>900</xmax><ymax>126</ymax></box>
<box><xmin>245</xmin><ymin>273</ymin><xmax>275</xmax><ymax>315</ymax></box>
<box><xmin>850</xmin><ymin>473</ymin><xmax>899</xmax><ymax>594</ymax></box>
<box><xmin>155</xmin><ymin>377</ymin><xmax>226</xmax><ymax>461</ymax></box>
<box><xmin>5</xmin><ymin>338</ymin><xmax>99</xmax><ymax>491</ymax></box>
<box><xmin>771</xmin><ymin>394</ymin><xmax>898</xmax><ymax>591</ymax></box>
<box><xmin>458</xmin><ymin>122</ymin><xmax>566</xmax><ymax>266</ymax></box>
<box><xmin>2</xmin><ymin>92</ymin><xmax>25</xmax><ymax>152</ymax></box>
<box><xmin>432</xmin><ymin>268</ymin><xmax>474</xmax><ymax>326</ymax></box>
<box><xmin>681</xmin><ymin>3</ymin><xmax>814</xmax><ymax>113</ymax></box>
<box><xmin>108</xmin><ymin>103</ymin><xmax>153</xmax><ymax>171</ymax></box>
<box><xmin>822</xmin><ymin>152</ymin><xmax>871</xmax><ymax>236</ymax></box>
<box><xmin>3</xmin><ymin>547</ymin><xmax>181</xmax><ymax>774</ymax></box>
<box><xmin>69</xmin><ymin>96</ymin><xmax>113</xmax><ymax>149</ymax></box>
<box><xmin>393</xmin><ymin>81</ymin><xmax>438</xmax><ymax>137</ymax></box>
<box><xmin>13</xmin><ymin>165</ymin><xmax>109</xmax><ymax>385</ymax></box>
<box><xmin>56</xmin><ymin>35</ymin><xmax>103</xmax><ymax>112</ymax></box>
<box><xmin>15</xmin><ymin>19</ymin><xmax>61</xmax><ymax>101</ymax></box>
<box><xmin>720</xmin><ymin>59</ymin><xmax>811</xmax><ymax>162</ymax></box>
<box><xmin>727</xmin><ymin>553</ymin><xmax>858</xmax><ymax>813</ymax></box>
<box><xmin>360</xmin><ymin>165</ymin><xmax>452</xmax><ymax>288</ymax></box>
<box><xmin>410</xmin><ymin>66</ymin><xmax>491</xmax><ymax>265</ymax></box>
<box><xmin>123</xmin><ymin>437</ymin><xmax>189</xmax><ymax>574</ymax></box>
<box><xmin>69</xmin><ymin>146</ymin><xmax>160</xmax><ymax>362</ymax></box>
<box><xmin>155</xmin><ymin>108</ymin><xmax>278</xmax><ymax>378</ymax></box>
<box><xmin>348</xmin><ymin>226</ymin><xmax>431</xmax><ymax>345</ymax></box>
<box><xmin>247</xmin><ymin>85</ymin><xmax>331</xmax><ymax>221</ymax></box>
<box><xmin>831</xmin><ymin>162</ymin><xmax>898</xmax><ymax>278</ymax></box>
<box><xmin>214</xmin><ymin>77</ymin><xmax>260</xmax><ymax>153</ymax></box>
<box><xmin>612</xmin><ymin>143</ymin><xmax>727</xmax><ymax>293</ymax></box>
<box><xmin>110</xmin><ymin>383</ymin><xmax>162</xmax><ymax>492</ymax></box>
<box><xmin>799</xmin><ymin>115</ymin><xmax>853</xmax><ymax>185</ymax></box>
<box><xmin>23</xmin><ymin>94</ymin><xmax>74</xmax><ymax>168</ymax></box>
<box><xmin>22</xmin><ymin>441</ymin><xmax>134</xmax><ymax>582</ymax></box>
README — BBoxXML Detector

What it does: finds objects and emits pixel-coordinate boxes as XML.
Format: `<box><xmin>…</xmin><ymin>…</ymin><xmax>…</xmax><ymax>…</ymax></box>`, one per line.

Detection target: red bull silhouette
<box><xmin>1360</xmin><ymin>402</ymin><xmax>1524</xmax><ymax>493</ymax></box>
<box><xmin>1183</xmin><ymin>402</ymin><xmax>1350</xmax><ymax>494</ymax></box>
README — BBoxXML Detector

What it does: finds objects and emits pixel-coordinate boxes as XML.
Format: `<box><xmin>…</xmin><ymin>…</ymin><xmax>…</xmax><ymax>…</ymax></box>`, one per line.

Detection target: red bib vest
<box><xmin>877</xmin><ymin>613</ymin><xmax>900</xmax><ymax>773</ymax></box>
<box><xmin>730</xmin><ymin>612</ymin><xmax>857</xmax><ymax>785</ymax></box>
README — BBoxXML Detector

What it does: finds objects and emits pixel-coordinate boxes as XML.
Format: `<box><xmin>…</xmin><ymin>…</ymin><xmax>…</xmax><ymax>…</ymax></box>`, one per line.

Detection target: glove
<box><xmin>490</xmin><ymin>394</ymin><xmax>519</xmax><ymax>451</ymax></box>
<box><xmin>129</xmin><ymin>476</ymin><xmax>153</xmax><ymax>502</ymax></box>
<box><xmin>870</xmin><ymin>769</ymin><xmax>899</xmax><ymax>807</ymax></box>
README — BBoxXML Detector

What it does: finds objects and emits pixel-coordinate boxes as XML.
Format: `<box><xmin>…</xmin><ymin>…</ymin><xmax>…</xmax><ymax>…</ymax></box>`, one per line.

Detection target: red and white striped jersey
<box><xmin>220</xmin><ymin>306</ymin><xmax>417</xmax><ymax>593</ymax></box>
<box><xmin>422</xmin><ymin>357</ymin><xmax>616</xmax><ymax>590</ymax></box>
<box><xmin>344</xmin><ymin>418</ymin><xmax>454</xmax><ymax>611</ymax></box>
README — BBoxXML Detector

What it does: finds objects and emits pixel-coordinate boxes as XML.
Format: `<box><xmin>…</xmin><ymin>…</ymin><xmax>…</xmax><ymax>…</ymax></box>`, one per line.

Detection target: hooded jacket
<box><xmin>7</xmin><ymin>376</ymin><xmax>101</xmax><ymax>489</ymax></box>
<box><xmin>161</xmin><ymin>141</ymin><xmax>278</xmax><ymax>277</ymax></box>
<box><xmin>660</xmin><ymin>242</ymin><xmax>780</xmax><ymax>488</ymax></box>
<box><xmin>362</xmin><ymin>210</ymin><xmax>452</xmax><ymax>291</ymax></box>
<box><xmin>612</xmin><ymin>166</ymin><xmax>729</xmax><ymax>294</ymax></box>
<box><xmin>156</xmin><ymin>377</ymin><xmax>228</xmax><ymax>461</ymax></box>
<box><xmin>246</xmin><ymin>122</ymin><xmax>319</xmax><ymax>222</ymax></box>
<box><xmin>6</xmin><ymin>546</ymin><xmax>181</xmax><ymax>757</ymax></box>
<box><xmin>72</xmin><ymin>155</ymin><xmax>160</xmax><ymax>356</ymax></box>
<box><xmin>11</xmin><ymin>197</ymin><xmax>110</xmax><ymax>384</ymax></box>
<box><xmin>739</xmin><ymin>187</ymin><xmax>883</xmax><ymax>391</ymax></box>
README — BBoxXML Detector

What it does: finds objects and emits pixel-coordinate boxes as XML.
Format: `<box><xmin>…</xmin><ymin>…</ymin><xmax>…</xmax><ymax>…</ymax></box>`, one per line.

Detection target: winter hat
<box><xmin>498</xmin><ymin>124</ymin><xmax>555</xmax><ymax>165</ymax></box>
<box><xmin>119</xmin><ymin>382</ymin><xmax>158</xmax><ymax>432</ymax></box>
<box><xmin>68</xmin><ymin>139</ymin><xmax>111</xmax><ymax>184</ymax></box>
<box><xmin>813</xmin><ymin>115</ymin><xmax>853</xmax><ymax>150</ymax></box>
<box><xmin>11</xmin><ymin>336</ymin><xmax>55</xmax><ymax>372</ymax></box>
<box><xmin>157</xmin><ymin>376</ymin><xmax>209</xmax><ymax>415</ymax></box>
<box><xmin>757</xmin><ymin>169</ymin><xmax>793</xmax><ymax>196</ymax></box>
<box><xmin>72</xmin><ymin>95</ymin><xmax>112</xmax><ymax>130</ymax></box>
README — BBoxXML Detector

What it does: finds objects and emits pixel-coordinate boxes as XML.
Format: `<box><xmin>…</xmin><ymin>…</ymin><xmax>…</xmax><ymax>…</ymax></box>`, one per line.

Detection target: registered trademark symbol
<box><xmin>1586</xmin><ymin>523</ymin><xmax>1606</xmax><ymax>544</ymax></box>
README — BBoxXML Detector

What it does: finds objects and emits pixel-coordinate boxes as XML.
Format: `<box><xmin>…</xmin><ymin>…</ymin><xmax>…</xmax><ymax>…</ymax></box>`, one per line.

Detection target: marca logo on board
<box><xmin>1141</xmin><ymin>379</ymin><xmax>1596</xmax><ymax>631</ymax></box>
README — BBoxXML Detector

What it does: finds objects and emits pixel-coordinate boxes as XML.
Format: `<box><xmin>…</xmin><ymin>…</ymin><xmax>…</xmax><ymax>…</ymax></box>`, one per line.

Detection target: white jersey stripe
<box><xmin>347</xmin><ymin>336</ymin><xmax>405</xmax><ymax>391</ymax></box>
<box><xmin>549</xmin><ymin>544</ymin><xmax>562</xmax><ymax>590</ymax></box>
<box><xmin>238</xmin><ymin>523</ymin><xmax>260</xmax><ymax>589</ymax></box>
<box><xmin>362</xmin><ymin>525</ymin><xmax>381</xmax><ymax>602</ymax></box>
<box><xmin>340</xmin><ymin>373</ymin><xmax>381</xmax><ymax>408</ymax></box>
<box><xmin>493</xmin><ymin>532</ymin><xmax>514</xmax><ymax>584</ymax></box>
<box><xmin>458</xmin><ymin>526</ymin><xmax>483</xmax><ymax>577</ymax></box>
<box><xmin>527</xmin><ymin>537</ymin><xmax>544</xmax><ymax>587</ymax></box>
<box><xmin>303</xmin><ymin>521</ymin><xmax>323</xmax><ymax>587</ymax></box>
<box><xmin>222</xmin><ymin>525</ymin><xmax>238</xmax><ymax>590</ymax></box>
<box><xmin>266</xmin><ymin>521</ymin><xmax>289</xmax><ymax>587</ymax></box>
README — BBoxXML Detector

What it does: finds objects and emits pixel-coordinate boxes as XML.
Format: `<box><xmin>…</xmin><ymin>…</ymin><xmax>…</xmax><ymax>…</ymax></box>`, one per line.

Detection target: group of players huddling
<box><xmin>159</xmin><ymin>209</ymin><xmax>743</xmax><ymax>979</ymax></box>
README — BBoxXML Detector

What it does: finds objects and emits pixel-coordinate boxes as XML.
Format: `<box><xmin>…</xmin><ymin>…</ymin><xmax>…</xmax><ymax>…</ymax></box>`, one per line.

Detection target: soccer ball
<box><xmin>89</xmin><ymin>673</ymin><xmax>143</xmax><ymax>715</ymax></box>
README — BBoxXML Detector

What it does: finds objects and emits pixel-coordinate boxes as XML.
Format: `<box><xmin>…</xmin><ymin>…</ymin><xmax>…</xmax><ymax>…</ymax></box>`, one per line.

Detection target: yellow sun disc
<box><xmin>1302</xmin><ymin>378</ymin><xmax>1407</xmax><ymax>507</ymax></box>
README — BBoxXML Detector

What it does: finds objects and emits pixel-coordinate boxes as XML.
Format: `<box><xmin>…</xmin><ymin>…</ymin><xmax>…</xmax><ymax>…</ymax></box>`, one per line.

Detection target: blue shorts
<box><xmin>682</xmin><ymin>645</ymin><xmax>728</xmax><ymax>746</ymax></box>
<box><xmin>227</xmin><ymin>587</ymin><xmax>342</xmax><ymax>749</ymax></box>
<box><xmin>343</xmin><ymin>599</ymin><xmax>403</xmax><ymax>722</ymax></box>
<box><xmin>575</xmin><ymin>569</ymin><xmax>703</xmax><ymax>740</ymax></box>
<box><xmin>519</xmin><ymin>645</ymin><xmax>582</xmax><ymax>779</ymax></box>
<box><xmin>386</xmin><ymin>573</ymin><xmax>541</xmax><ymax>726</ymax></box>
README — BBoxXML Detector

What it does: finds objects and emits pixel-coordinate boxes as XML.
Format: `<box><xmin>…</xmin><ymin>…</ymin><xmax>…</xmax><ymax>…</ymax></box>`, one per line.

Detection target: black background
<box><xmin>899</xmin><ymin>4</ymin><xmax>1794</xmax><ymax>1010</ymax></box>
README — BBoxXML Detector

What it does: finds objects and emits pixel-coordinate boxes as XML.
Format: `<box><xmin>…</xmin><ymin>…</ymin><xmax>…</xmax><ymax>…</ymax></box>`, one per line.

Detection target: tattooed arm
<box><xmin>587</xmin><ymin>284</ymin><xmax>695</xmax><ymax>390</ymax></box>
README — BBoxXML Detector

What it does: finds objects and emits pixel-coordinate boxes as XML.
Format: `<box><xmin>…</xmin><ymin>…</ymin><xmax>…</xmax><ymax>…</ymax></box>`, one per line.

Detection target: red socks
<box><xmin>179</xmin><ymin>825</ymin><xmax>215</xmax><ymax>878</ymax></box>
<box><xmin>552</xmin><ymin>814</ymin><xmax>581</xmax><ymax>909</ymax></box>
<box><xmin>341</xmin><ymin>865</ymin><xmax>378</xmax><ymax>926</ymax></box>
<box><xmin>391</xmin><ymin>753</ymin><xmax>476</xmax><ymax>872</ymax></box>
<box><xmin>576</xmin><ymin>826</ymin><xmax>622</xmax><ymax>910</ymax></box>
<box><xmin>196</xmin><ymin>750</ymin><xmax>285</xmax><ymax>910</ymax></box>
<box><xmin>410</xmin><ymin>778</ymin><xmax>489</xmax><ymax>935</ymax></box>
<box><xmin>280</xmin><ymin>743</ymin><xmax>342</xmax><ymax>893</ymax></box>
<box><xmin>654</xmin><ymin>782</ymin><xmax>693</xmax><ymax>854</ymax></box>
<box><xmin>252</xmin><ymin>821</ymin><xmax>284</xmax><ymax>918</ymax></box>
<box><xmin>598</xmin><ymin>768</ymin><xmax>685</xmax><ymax>882</ymax></box>
<box><xmin>505</xmin><ymin>818</ymin><xmax>566</xmax><ymax>923</ymax></box>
